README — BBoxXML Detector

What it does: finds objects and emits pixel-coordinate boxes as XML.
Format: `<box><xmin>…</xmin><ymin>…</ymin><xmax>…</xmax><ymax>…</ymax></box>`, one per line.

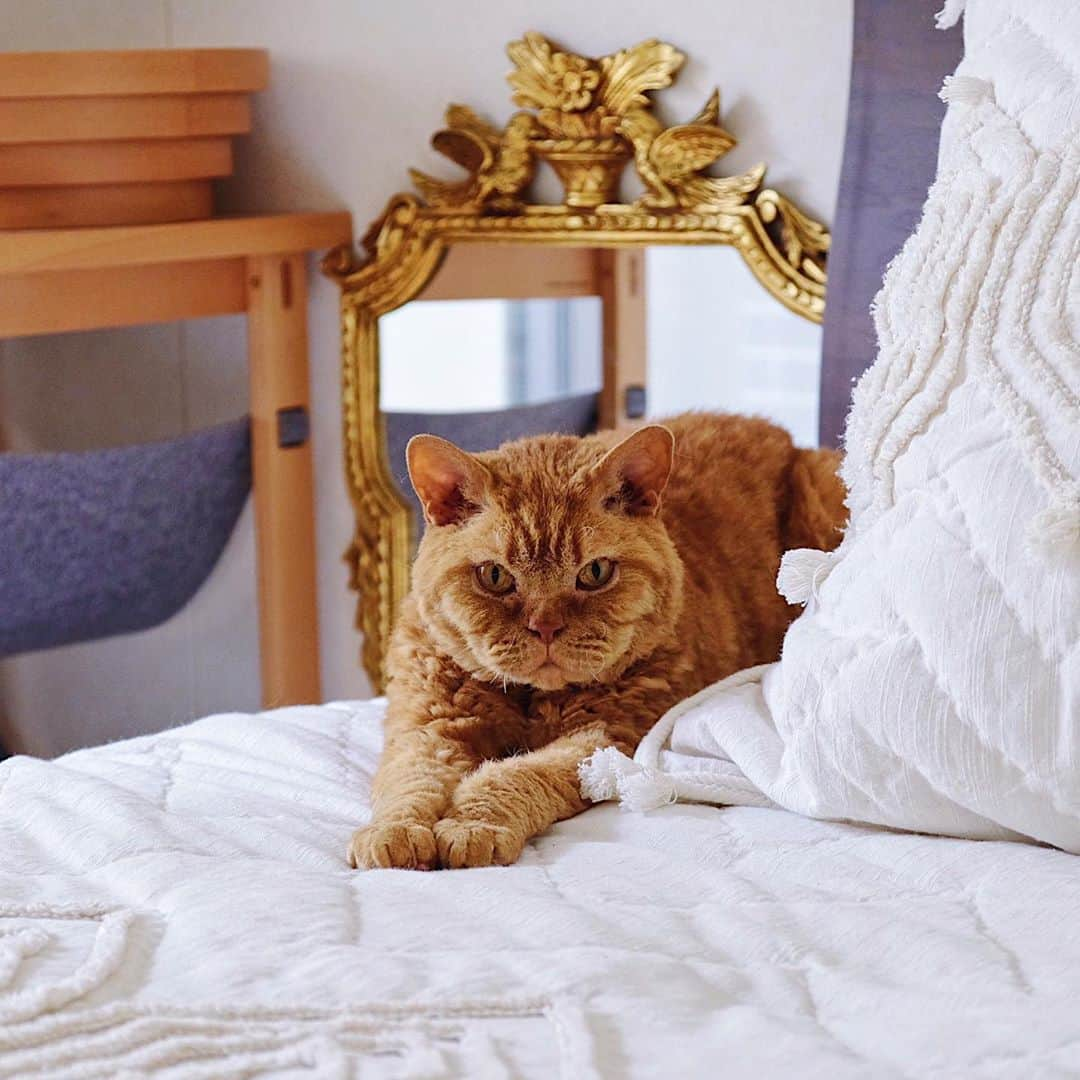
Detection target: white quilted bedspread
<box><xmin>4</xmin><ymin>700</ymin><xmax>1080</xmax><ymax>1078</ymax></box>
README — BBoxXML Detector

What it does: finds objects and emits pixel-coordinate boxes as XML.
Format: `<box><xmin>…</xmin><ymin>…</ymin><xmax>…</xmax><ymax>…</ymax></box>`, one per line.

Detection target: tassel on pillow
<box><xmin>776</xmin><ymin>548</ymin><xmax>836</xmax><ymax>606</ymax></box>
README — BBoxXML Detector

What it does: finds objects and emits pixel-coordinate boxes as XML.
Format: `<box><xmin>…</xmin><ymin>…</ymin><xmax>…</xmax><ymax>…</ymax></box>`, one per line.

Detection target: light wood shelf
<box><xmin>0</xmin><ymin>49</ymin><xmax>269</xmax><ymax>99</ymax></box>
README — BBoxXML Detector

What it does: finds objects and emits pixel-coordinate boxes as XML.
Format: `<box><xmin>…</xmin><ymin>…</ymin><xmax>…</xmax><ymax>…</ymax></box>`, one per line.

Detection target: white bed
<box><xmin>3</xmin><ymin>700</ymin><xmax>1079</xmax><ymax>1078</ymax></box>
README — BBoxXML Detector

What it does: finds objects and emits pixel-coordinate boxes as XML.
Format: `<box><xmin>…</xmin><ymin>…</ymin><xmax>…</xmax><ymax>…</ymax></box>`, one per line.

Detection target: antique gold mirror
<box><xmin>324</xmin><ymin>33</ymin><xmax>830</xmax><ymax>689</ymax></box>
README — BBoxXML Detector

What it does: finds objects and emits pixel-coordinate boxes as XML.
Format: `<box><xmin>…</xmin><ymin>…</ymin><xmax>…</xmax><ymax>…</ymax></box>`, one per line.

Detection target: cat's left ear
<box><xmin>591</xmin><ymin>424</ymin><xmax>674</xmax><ymax>517</ymax></box>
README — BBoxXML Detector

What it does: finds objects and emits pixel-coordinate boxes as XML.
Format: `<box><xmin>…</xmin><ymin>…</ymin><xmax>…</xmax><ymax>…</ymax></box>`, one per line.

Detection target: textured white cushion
<box><xmin>584</xmin><ymin>0</ymin><xmax>1080</xmax><ymax>851</ymax></box>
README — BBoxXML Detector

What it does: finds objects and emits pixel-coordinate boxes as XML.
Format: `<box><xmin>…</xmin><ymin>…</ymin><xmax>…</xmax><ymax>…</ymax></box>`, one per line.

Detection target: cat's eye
<box><xmin>577</xmin><ymin>557</ymin><xmax>617</xmax><ymax>591</ymax></box>
<box><xmin>475</xmin><ymin>561</ymin><xmax>515</xmax><ymax>595</ymax></box>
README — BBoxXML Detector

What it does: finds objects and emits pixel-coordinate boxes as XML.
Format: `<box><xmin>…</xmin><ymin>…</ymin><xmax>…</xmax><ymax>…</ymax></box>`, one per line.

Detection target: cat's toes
<box><xmin>434</xmin><ymin>818</ymin><xmax>525</xmax><ymax>869</ymax></box>
<box><xmin>348</xmin><ymin>822</ymin><xmax>437</xmax><ymax>870</ymax></box>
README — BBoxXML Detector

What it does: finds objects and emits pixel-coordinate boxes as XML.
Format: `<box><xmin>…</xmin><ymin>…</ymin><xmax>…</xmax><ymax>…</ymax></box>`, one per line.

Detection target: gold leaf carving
<box><xmin>596</xmin><ymin>39</ymin><xmax>684</xmax><ymax>115</ymax></box>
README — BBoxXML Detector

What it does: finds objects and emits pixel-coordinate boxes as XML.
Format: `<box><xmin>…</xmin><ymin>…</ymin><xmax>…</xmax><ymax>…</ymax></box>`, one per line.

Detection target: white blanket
<box><xmin>585</xmin><ymin>0</ymin><xmax>1080</xmax><ymax>851</ymax></box>
<box><xmin>4</xmin><ymin>700</ymin><xmax>1080</xmax><ymax>1078</ymax></box>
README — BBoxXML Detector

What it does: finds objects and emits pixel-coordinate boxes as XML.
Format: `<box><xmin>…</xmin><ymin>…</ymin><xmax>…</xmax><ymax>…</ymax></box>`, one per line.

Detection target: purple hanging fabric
<box><xmin>819</xmin><ymin>1</ymin><xmax>963</xmax><ymax>447</ymax></box>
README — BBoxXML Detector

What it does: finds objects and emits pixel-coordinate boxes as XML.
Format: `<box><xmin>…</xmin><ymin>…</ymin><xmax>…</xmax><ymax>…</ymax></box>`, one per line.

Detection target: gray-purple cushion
<box><xmin>0</xmin><ymin>418</ymin><xmax>250</xmax><ymax>656</ymax></box>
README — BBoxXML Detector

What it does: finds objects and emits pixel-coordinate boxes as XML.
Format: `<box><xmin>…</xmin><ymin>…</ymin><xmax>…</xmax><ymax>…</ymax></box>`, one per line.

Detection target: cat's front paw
<box><xmin>348</xmin><ymin>822</ymin><xmax>437</xmax><ymax>870</ymax></box>
<box><xmin>434</xmin><ymin>818</ymin><xmax>526</xmax><ymax>869</ymax></box>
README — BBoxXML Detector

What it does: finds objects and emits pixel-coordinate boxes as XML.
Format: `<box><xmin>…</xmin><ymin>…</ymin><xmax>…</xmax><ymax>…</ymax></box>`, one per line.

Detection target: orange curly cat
<box><xmin>349</xmin><ymin>412</ymin><xmax>846</xmax><ymax>870</ymax></box>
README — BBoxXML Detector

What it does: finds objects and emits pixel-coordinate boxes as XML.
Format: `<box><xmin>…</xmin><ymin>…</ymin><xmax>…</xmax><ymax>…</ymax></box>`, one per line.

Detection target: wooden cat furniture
<box><xmin>0</xmin><ymin>49</ymin><xmax>351</xmax><ymax>708</ymax></box>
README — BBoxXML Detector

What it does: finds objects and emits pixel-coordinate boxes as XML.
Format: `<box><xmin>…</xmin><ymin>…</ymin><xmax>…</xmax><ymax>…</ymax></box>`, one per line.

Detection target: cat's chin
<box><xmin>526</xmin><ymin>661</ymin><xmax>571</xmax><ymax>692</ymax></box>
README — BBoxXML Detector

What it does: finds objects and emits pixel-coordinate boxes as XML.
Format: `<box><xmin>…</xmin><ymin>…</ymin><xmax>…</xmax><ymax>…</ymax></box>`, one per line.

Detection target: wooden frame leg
<box><xmin>597</xmin><ymin>248</ymin><xmax>648</xmax><ymax>430</ymax></box>
<box><xmin>246</xmin><ymin>252</ymin><xmax>321</xmax><ymax>706</ymax></box>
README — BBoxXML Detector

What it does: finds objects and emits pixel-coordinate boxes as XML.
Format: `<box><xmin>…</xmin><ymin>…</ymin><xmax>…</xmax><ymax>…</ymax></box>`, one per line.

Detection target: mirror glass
<box><xmin>380</xmin><ymin>297</ymin><xmax>602</xmax><ymax>412</ymax></box>
<box><xmin>378</xmin><ymin>244</ymin><xmax>823</xmax><ymax>527</ymax></box>
<box><xmin>646</xmin><ymin>247</ymin><xmax>822</xmax><ymax>447</ymax></box>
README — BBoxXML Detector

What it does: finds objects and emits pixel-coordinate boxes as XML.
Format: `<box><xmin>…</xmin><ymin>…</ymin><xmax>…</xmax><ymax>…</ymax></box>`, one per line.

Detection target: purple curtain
<box><xmin>819</xmin><ymin>1</ymin><xmax>963</xmax><ymax>447</ymax></box>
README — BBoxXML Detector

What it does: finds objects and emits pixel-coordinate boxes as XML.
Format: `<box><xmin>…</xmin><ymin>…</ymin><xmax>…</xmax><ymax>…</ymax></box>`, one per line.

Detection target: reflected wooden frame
<box><xmin>323</xmin><ymin>33</ymin><xmax>830</xmax><ymax>690</ymax></box>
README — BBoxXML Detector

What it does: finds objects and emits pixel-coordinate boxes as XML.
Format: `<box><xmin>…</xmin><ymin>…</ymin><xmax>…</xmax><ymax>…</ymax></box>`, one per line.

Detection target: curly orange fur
<box><xmin>349</xmin><ymin>413</ymin><xmax>847</xmax><ymax>870</ymax></box>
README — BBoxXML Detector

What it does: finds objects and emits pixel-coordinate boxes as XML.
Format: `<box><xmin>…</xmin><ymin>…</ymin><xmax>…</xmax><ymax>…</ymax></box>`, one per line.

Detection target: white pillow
<box><xmin>583</xmin><ymin>0</ymin><xmax>1080</xmax><ymax>850</ymax></box>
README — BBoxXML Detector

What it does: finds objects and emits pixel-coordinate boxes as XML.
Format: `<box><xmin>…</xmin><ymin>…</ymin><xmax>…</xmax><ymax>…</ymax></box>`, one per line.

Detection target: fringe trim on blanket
<box><xmin>579</xmin><ymin>749</ymin><xmax>677</xmax><ymax>811</ymax></box>
<box><xmin>580</xmin><ymin>665</ymin><xmax>778</xmax><ymax>812</ymax></box>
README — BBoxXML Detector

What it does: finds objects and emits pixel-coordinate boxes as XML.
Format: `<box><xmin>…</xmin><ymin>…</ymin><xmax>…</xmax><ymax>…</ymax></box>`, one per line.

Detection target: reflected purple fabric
<box><xmin>819</xmin><ymin>1</ymin><xmax>963</xmax><ymax>447</ymax></box>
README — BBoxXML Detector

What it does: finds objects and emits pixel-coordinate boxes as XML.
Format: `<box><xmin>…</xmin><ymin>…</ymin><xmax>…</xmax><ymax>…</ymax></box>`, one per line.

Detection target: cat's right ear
<box><xmin>406</xmin><ymin>435</ymin><xmax>490</xmax><ymax>527</ymax></box>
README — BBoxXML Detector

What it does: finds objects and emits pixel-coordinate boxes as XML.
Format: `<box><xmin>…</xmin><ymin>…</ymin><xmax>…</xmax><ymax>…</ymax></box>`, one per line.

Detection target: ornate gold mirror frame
<box><xmin>323</xmin><ymin>33</ymin><xmax>830</xmax><ymax>690</ymax></box>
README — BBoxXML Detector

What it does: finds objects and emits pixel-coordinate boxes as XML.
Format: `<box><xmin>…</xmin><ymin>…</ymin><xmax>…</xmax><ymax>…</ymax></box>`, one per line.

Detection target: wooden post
<box><xmin>597</xmin><ymin>248</ymin><xmax>648</xmax><ymax>430</ymax></box>
<box><xmin>246</xmin><ymin>252</ymin><xmax>321</xmax><ymax>706</ymax></box>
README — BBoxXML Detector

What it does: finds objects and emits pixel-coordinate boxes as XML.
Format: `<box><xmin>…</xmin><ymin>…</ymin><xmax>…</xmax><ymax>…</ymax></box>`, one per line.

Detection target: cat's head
<box><xmin>407</xmin><ymin>425</ymin><xmax>684</xmax><ymax>691</ymax></box>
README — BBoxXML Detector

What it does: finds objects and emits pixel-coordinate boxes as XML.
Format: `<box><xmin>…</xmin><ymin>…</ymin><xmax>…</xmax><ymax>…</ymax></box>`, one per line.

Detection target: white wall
<box><xmin>0</xmin><ymin>0</ymin><xmax>852</xmax><ymax>755</ymax></box>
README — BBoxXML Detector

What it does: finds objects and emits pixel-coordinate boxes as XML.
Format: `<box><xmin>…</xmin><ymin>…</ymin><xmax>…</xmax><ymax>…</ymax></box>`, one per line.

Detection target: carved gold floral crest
<box><xmin>324</xmin><ymin>33</ymin><xmax>830</xmax><ymax>689</ymax></box>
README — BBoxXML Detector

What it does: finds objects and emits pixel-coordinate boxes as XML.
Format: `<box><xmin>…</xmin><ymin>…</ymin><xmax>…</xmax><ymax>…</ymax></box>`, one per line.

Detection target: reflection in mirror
<box><xmin>380</xmin><ymin>297</ymin><xmax>601</xmax><ymax>412</ymax></box>
<box><xmin>380</xmin><ymin>295</ymin><xmax>603</xmax><ymax>533</ymax></box>
<box><xmin>646</xmin><ymin>247</ymin><xmax>823</xmax><ymax>446</ymax></box>
<box><xmin>377</xmin><ymin>245</ymin><xmax>824</xmax><ymax>545</ymax></box>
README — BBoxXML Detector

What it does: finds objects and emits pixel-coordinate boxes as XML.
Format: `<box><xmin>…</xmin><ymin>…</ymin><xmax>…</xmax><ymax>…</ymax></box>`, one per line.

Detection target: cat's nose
<box><xmin>526</xmin><ymin>614</ymin><xmax>565</xmax><ymax>645</ymax></box>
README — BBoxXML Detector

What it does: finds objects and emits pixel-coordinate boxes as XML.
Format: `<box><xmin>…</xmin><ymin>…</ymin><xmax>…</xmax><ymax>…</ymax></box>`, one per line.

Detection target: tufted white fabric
<box><xmin>583</xmin><ymin>0</ymin><xmax>1080</xmax><ymax>851</ymax></box>
<box><xmin>0</xmin><ymin>702</ymin><xmax>594</xmax><ymax>1078</ymax></box>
